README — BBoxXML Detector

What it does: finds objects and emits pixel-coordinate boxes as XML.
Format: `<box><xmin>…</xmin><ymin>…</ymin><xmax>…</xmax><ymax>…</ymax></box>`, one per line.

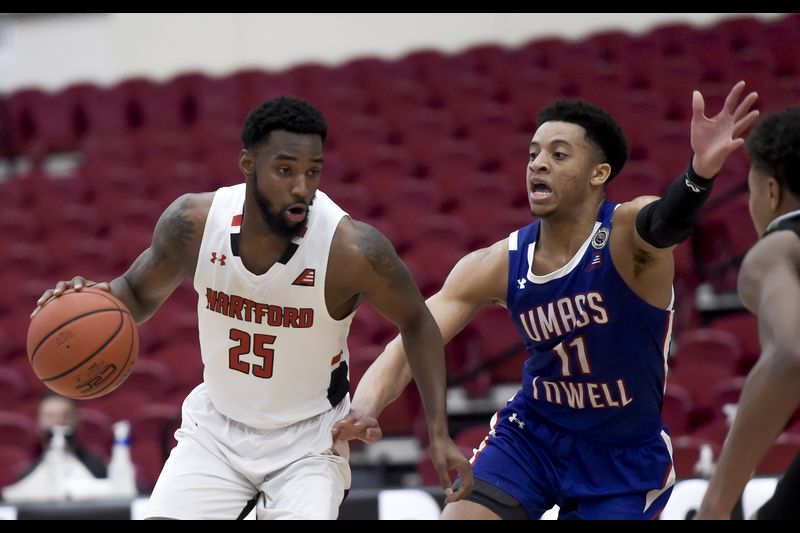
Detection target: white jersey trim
<box><xmin>526</xmin><ymin>222</ymin><xmax>601</xmax><ymax>284</ymax></box>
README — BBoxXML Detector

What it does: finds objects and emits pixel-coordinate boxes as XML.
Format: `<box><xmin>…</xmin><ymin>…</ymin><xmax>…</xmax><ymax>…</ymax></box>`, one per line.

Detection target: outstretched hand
<box><xmin>331</xmin><ymin>408</ymin><xmax>383</xmax><ymax>444</ymax></box>
<box><xmin>429</xmin><ymin>435</ymin><xmax>474</xmax><ymax>504</ymax></box>
<box><xmin>690</xmin><ymin>80</ymin><xmax>759</xmax><ymax>178</ymax></box>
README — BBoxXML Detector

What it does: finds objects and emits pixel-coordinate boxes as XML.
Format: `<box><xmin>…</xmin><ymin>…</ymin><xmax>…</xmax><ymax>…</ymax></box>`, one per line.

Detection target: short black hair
<box><xmin>241</xmin><ymin>96</ymin><xmax>328</xmax><ymax>150</ymax></box>
<box><xmin>746</xmin><ymin>107</ymin><xmax>800</xmax><ymax>198</ymax></box>
<box><xmin>537</xmin><ymin>100</ymin><xmax>628</xmax><ymax>182</ymax></box>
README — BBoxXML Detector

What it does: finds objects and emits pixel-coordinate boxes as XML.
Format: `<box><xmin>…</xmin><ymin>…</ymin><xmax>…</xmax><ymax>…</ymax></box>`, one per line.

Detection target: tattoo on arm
<box><xmin>123</xmin><ymin>195</ymin><xmax>194</xmax><ymax>286</ymax></box>
<box><xmin>153</xmin><ymin>195</ymin><xmax>194</xmax><ymax>255</ymax></box>
<box><xmin>358</xmin><ymin>226</ymin><xmax>415</xmax><ymax>292</ymax></box>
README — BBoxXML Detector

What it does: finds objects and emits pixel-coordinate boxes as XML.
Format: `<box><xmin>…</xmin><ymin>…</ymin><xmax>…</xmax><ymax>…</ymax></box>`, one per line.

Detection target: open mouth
<box><xmin>285</xmin><ymin>205</ymin><xmax>308</xmax><ymax>223</ymax></box>
<box><xmin>531</xmin><ymin>183</ymin><xmax>553</xmax><ymax>202</ymax></box>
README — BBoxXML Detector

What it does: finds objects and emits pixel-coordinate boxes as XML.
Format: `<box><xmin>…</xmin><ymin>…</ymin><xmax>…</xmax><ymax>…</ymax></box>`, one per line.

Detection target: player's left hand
<box><xmin>690</xmin><ymin>80</ymin><xmax>759</xmax><ymax>178</ymax></box>
<box><xmin>429</xmin><ymin>434</ymin><xmax>474</xmax><ymax>503</ymax></box>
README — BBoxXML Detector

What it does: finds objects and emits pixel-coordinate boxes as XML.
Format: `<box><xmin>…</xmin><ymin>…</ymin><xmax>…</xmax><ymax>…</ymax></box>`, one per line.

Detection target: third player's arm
<box><xmin>110</xmin><ymin>193</ymin><xmax>208</xmax><ymax>324</ymax></box>
<box><xmin>697</xmin><ymin>233</ymin><xmax>800</xmax><ymax>518</ymax></box>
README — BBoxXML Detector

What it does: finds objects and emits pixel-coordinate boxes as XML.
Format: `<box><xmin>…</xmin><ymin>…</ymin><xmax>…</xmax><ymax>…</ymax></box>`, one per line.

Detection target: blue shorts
<box><xmin>466</xmin><ymin>395</ymin><xmax>675</xmax><ymax>520</ymax></box>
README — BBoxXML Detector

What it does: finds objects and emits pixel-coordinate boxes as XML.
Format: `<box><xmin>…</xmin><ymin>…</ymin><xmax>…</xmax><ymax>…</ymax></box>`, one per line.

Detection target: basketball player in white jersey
<box><xmin>32</xmin><ymin>97</ymin><xmax>472</xmax><ymax>519</ymax></box>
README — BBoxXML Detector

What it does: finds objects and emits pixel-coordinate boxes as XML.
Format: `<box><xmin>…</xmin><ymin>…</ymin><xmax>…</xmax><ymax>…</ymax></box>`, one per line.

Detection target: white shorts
<box><xmin>145</xmin><ymin>383</ymin><xmax>351</xmax><ymax>520</ymax></box>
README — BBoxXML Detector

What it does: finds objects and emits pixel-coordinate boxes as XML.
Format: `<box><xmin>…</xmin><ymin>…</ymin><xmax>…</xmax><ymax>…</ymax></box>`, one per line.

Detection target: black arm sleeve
<box><xmin>635</xmin><ymin>160</ymin><xmax>715</xmax><ymax>249</ymax></box>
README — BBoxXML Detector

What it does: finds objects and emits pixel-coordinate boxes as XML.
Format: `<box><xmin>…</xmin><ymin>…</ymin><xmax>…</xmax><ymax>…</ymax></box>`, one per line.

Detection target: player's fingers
<box><xmin>728</xmin><ymin>138</ymin><xmax>746</xmax><ymax>152</ymax></box>
<box><xmin>732</xmin><ymin>91</ymin><xmax>758</xmax><ymax>121</ymax></box>
<box><xmin>331</xmin><ymin>415</ymin><xmax>358</xmax><ymax>441</ymax></box>
<box><xmin>31</xmin><ymin>289</ymin><xmax>55</xmax><ymax>318</ymax></box>
<box><xmin>722</xmin><ymin>80</ymin><xmax>746</xmax><ymax>115</ymax></box>
<box><xmin>434</xmin><ymin>461</ymin><xmax>454</xmax><ymax>500</ymax></box>
<box><xmin>733</xmin><ymin>110</ymin><xmax>760</xmax><ymax>138</ymax></box>
<box><xmin>35</xmin><ymin>289</ymin><xmax>54</xmax><ymax>308</ymax></box>
<box><xmin>363</xmin><ymin>426</ymin><xmax>383</xmax><ymax>444</ymax></box>
<box><xmin>447</xmin><ymin>462</ymin><xmax>474</xmax><ymax>503</ymax></box>
<box><xmin>72</xmin><ymin>276</ymin><xmax>87</xmax><ymax>291</ymax></box>
<box><xmin>52</xmin><ymin>280</ymin><xmax>70</xmax><ymax>297</ymax></box>
<box><xmin>91</xmin><ymin>282</ymin><xmax>111</xmax><ymax>292</ymax></box>
<box><xmin>691</xmin><ymin>90</ymin><xmax>705</xmax><ymax>120</ymax></box>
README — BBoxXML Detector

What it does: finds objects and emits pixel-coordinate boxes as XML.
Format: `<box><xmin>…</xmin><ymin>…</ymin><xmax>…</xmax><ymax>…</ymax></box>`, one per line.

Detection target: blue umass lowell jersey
<box><xmin>507</xmin><ymin>202</ymin><xmax>673</xmax><ymax>443</ymax></box>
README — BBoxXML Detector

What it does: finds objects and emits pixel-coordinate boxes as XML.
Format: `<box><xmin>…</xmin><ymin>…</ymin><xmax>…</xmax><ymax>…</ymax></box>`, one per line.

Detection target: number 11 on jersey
<box><xmin>552</xmin><ymin>336</ymin><xmax>591</xmax><ymax>376</ymax></box>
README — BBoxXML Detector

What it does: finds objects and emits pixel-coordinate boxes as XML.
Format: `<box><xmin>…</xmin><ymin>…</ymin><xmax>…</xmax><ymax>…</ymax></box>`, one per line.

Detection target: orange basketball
<box><xmin>27</xmin><ymin>287</ymin><xmax>139</xmax><ymax>400</ymax></box>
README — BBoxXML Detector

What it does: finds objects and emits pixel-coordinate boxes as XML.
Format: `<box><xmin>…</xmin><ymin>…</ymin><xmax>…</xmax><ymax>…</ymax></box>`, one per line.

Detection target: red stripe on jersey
<box><xmin>331</xmin><ymin>351</ymin><xmax>342</xmax><ymax>365</ymax></box>
<box><xmin>231</xmin><ymin>214</ymin><xmax>243</xmax><ymax>227</ymax></box>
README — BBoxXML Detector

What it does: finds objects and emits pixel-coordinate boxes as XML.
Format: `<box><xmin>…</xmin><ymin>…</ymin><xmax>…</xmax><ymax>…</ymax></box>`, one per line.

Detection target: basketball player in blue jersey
<box><xmin>696</xmin><ymin>108</ymin><xmax>800</xmax><ymax>520</ymax></box>
<box><xmin>31</xmin><ymin>97</ymin><xmax>472</xmax><ymax>519</ymax></box>
<box><xmin>335</xmin><ymin>81</ymin><xmax>759</xmax><ymax>519</ymax></box>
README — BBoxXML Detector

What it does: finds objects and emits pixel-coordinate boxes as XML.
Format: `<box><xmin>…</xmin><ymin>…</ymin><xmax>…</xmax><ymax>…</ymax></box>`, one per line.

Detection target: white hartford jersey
<box><xmin>193</xmin><ymin>184</ymin><xmax>353</xmax><ymax>429</ymax></box>
<box><xmin>507</xmin><ymin>202</ymin><xmax>673</xmax><ymax>443</ymax></box>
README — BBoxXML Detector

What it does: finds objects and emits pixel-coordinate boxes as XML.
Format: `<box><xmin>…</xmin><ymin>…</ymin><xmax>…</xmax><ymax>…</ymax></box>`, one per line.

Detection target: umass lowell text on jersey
<box><xmin>507</xmin><ymin>201</ymin><xmax>673</xmax><ymax>443</ymax></box>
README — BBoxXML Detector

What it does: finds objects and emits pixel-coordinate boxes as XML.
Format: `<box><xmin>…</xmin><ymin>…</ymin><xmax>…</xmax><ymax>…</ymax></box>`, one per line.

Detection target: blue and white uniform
<box><xmin>469</xmin><ymin>202</ymin><xmax>675</xmax><ymax>519</ymax></box>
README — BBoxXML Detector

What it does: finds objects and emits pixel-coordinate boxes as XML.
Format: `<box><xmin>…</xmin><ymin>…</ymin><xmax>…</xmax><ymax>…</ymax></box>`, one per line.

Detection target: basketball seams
<box><xmin>41</xmin><ymin>309</ymin><xmax>125</xmax><ymax>382</ymax></box>
<box><xmin>75</xmin><ymin>311</ymin><xmax>139</xmax><ymax>399</ymax></box>
<box><xmin>85</xmin><ymin>288</ymin><xmax>124</xmax><ymax>311</ymax></box>
<box><xmin>30</xmin><ymin>308</ymin><xmax>126</xmax><ymax>363</ymax></box>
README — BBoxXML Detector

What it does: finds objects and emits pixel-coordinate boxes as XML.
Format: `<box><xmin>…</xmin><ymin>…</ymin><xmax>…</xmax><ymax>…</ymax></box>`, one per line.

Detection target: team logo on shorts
<box><xmin>591</xmin><ymin>227</ymin><xmax>610</xmax><ymax>249</ymax></box>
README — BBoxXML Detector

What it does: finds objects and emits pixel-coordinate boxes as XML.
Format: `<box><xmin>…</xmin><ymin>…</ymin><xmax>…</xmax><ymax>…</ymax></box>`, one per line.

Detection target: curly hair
<box><xmin>537</xmin><ymin>100</ymin><xmax>629</xmax><ymax>182</ymax></box>
<box><xmin>746</xmin><ymin>107</ymin><xmax>800</xmax><ymax>198</ymax></box>
<box><xmin>241</xmin><ymin>96</ymin><xmax>327</xmax><ymax>150</ymax></box>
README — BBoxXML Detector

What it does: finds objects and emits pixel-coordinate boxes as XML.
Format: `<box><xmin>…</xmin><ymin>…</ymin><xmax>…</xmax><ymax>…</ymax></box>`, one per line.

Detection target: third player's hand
<box><xmin>429</xmin><ymin>435</ymin><xmax>474</xmax><ymax>503</ymax></box>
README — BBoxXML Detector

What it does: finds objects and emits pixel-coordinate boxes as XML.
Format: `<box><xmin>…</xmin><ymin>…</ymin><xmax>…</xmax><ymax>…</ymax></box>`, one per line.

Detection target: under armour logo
<box><xmin>508</xmin><ymin>413</ymin><xmax>525</xmax><ymax>429</ymax></box>
<box><xmin>210</xmin><ymin>252</ymin><xmax>227</xmax><ymax>265</ymax></box>
<box><xmin>517</xmin><ymin>278</ymin><xmax>527</xmax><ymax>290</ymax></box>
<box><xmin>685</xmin><ymin>177</ymin><xmax>703</xmax><ymax>193</ymax></box>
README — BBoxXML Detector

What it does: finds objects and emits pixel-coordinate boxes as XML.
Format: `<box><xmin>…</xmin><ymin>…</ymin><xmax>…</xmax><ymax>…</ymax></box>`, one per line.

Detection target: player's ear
<box><xmin>239</xmin><ymin>149</ymin><xmax>255</xmax><ymax>177</ymax></box>
<box><xmin>590</xmin><ymin>162</ymin><xmax>611</xmax><ymax>187</ymax></box>
<box><xmin>767</xmin><ymin>176</ymin><xmax>781</xmax><ymax>211</ymax></box>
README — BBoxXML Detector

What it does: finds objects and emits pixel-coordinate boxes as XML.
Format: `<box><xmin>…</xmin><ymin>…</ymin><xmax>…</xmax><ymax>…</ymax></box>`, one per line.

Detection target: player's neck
<box><xmin>238</xmin><ymin>200</ymin><xmax>294</xmax><ymax>274</ymax></box>
<box><xmin>538</xmin><ymin>197</ymin><xmax>603</xmax><ymax>257</ymax></box>
<box><xmin>766</xmin><ymin>199</ymin><xmax>800</xmax><ymax>233</ymax></box>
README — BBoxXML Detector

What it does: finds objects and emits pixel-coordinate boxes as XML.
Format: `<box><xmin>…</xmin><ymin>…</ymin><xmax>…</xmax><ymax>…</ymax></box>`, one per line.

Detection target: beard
<box><xmin>251</xmin><ymin>171</ymin><xmax>312</xmax><ymax>239</ymax></box>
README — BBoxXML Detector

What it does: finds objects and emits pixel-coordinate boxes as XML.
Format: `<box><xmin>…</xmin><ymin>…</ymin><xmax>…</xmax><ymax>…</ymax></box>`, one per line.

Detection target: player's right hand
<box><xmin>31</xmin><ymin>276</ymin><xmax>110</xmax><ymax>318</ymax></box>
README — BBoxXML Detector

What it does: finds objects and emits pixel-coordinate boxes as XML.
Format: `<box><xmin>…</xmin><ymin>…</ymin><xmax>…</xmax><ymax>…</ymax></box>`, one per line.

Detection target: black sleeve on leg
<box><xmin>635</xmin><ymin>160</ymin><xmax>715</xmax><ymax>249</ymax></box>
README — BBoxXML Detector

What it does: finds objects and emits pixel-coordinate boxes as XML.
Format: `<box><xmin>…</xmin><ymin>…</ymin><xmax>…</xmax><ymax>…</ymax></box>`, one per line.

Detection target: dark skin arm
<box><xmin>695</xmin><ymin>231</ymin><xmax>800</xmax><ymax>519</ymax></box>
<box><xmin>326</xmin><ymin>218</ymin><xmax>475</xmax><ymax>502</ymax></box>
<box><xmin>331</xmin><ymin>235</ymin><xmax>508</xmax><ymax>501</ymax></box>
<box><xmin>32</xmin><ymin>193</ymin><xmax>212</xmax><ymax>323</ymax></box>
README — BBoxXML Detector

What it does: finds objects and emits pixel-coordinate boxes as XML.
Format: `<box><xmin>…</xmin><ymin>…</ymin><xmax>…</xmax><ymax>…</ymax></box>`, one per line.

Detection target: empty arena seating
<box><xmin>1</xmin><ymin>14</ymin><xmax>798</xmax><ymax>485</ymax></box>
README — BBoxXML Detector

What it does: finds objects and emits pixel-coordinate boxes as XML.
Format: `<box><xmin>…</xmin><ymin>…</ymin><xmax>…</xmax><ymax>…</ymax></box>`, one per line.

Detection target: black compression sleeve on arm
<box><xmin>635</xmin><ymin>159</ymin><xmax>715</xmax><ymax>248</ymax></box>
